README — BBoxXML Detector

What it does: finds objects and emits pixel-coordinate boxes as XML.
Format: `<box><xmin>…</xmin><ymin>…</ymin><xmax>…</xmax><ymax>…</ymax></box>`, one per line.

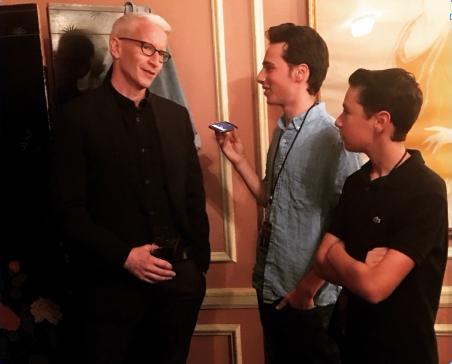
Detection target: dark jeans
<box><xmin>76</xmin><ymin>259</ymin><xmax>206</xmax><ymax>364</ymax></box>
<box><xmin>258</xmin><ymin>296</ymin><xmax>341</xmax><ymax>364</ymax></box>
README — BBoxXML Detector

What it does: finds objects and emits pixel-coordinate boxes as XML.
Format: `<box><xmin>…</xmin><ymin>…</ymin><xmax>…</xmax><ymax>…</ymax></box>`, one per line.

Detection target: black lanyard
<box><xmin>268</xmin><ymin>102</ymin><xmax>318</xmax><ymax>206</ymax></box>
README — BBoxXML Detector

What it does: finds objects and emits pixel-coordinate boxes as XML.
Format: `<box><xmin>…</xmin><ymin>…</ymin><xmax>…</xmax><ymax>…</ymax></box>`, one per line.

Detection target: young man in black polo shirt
<box><xmin>314</xmin><ymin>68</ymin><xmax>449</xmax><ymax>364</ymax></box>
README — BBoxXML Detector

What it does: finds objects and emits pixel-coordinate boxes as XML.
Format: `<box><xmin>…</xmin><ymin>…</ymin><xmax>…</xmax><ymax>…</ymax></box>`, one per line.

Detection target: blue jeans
<box><xmin>258</xmin><ymin>296</ymin><xmax>341</xmax><ymax>364</ymax></box>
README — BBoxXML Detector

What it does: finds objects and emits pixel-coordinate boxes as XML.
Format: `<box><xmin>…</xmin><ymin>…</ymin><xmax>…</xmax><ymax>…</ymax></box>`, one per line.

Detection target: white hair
<box><xmin>110</xmin><ymin>12</ymin><xmax>171</xmax><ymax>40</ymax></box>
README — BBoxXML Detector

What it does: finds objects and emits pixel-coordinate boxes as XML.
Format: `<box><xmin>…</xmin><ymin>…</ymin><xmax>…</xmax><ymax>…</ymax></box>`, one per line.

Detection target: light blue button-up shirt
<box><xmin>252</xmin><ymin>102</ymin><xmax>362</xmax><ymax>305</ymax></box>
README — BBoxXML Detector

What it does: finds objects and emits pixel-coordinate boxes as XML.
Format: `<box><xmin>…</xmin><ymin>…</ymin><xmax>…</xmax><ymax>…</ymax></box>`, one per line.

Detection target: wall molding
<box><xmin>201</xmin><ymin>287</ymin><xmax>450</xmax><ymax>336</ymax></box>
<box><xmin>194</xmin><ymin>324</ymin><xmax>243</xmax><ymax>364</ymax></box>
<box><xmin>308</xmin><ymin>0</ymin><xmax>317</xmax><ymax>28</ymax></box>
<box><xmin>202</xmin><ymin>286</ymin><xmax>452</xmax><ymax>309</ymax></box>
<box><xmin>202</xmin><ymin>288</ymin><xmax>258</xmax><ymax>309</ymax></box>
<box><xmin>251</xmin><ymin>0</ymin><xmax>269</xmax><ymax>178</ymax></box>
<box><xmin>210</xmin><ymin>0</ymin><xmax>237</xmax><ymax>262</ymax></box>
<box><xmin>440</xmin><ymin>286</ymin><xmax>451</xmax><ymax>307</ymax></box>
<box><xmin>434</xmin><ymin>324</ymin><xmax>452</xmax><ymax>336</ymax></box>
<box><xmin>48</xmin><ymin>3</ymin><xmax>123</xmax><ymax>14</ymax></box>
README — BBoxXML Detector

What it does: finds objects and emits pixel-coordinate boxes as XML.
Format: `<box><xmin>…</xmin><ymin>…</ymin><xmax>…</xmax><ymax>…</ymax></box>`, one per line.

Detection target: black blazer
<box><xmin>52</xmin><ymin>78</ymin><xmax>210</xmax><ymax>277</ymax></box>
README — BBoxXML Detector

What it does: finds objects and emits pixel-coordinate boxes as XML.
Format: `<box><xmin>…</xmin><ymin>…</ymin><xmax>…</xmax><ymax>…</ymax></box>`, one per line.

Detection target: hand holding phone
<box><xmin>212</xmin><ymin>120</ymin><xmax>244</xmax><ymax>166</ymax></box>
<box><xmin>209</xmin><ymin>121</ymin><xmax>237</xmax><ymax>133</ymax></box>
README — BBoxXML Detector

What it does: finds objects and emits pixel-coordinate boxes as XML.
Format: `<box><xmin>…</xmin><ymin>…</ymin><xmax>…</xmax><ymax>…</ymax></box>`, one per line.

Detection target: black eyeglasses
<box><xmin>118</xmin><ymin>37</ymin><xmax>172</xmax><ymax>63</ymax></box>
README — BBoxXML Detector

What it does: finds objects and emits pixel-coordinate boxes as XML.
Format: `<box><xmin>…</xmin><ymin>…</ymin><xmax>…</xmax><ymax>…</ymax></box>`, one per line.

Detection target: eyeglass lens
<box><xmin>142</xmin><ymin>42</ymin><xmax>170</xmax><ymax>62</ymax></box>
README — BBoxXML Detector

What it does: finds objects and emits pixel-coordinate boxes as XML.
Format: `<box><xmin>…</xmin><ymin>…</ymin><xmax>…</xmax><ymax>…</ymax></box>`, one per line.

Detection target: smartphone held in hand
<box><xmin>209</xmin><ymin>121</ymin><xmax>237</xmax><ymax>133</ymax></box>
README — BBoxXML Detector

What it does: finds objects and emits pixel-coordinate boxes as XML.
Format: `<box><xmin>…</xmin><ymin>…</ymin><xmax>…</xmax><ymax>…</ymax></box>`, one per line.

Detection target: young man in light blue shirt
<box><xmin>215</xmin><ymin>23</ymin><xmax>362</xmax><ymax>364</ymax></box>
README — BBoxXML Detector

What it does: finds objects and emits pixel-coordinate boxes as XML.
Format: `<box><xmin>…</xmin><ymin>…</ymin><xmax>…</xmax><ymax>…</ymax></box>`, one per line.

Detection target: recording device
<box><xmin>208</xmin><ymin>121</ymin><xmax>238</xmax><ymax>133</ymax></box>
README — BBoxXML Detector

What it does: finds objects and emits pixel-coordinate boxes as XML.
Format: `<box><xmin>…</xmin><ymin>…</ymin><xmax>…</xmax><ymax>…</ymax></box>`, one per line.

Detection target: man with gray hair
<box><xmin>52</xmin><ymin>12</ymin><xmax>210</xmax><ymax>363</ymax></box>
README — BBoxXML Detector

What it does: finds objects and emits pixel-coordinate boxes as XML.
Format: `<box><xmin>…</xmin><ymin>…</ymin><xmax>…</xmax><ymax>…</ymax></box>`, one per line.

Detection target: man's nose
<box><xmin>256</xmin><ymin>69</ymin><xmax>265</xmax><ymax>84</ymax></box>
<box><xmin>334</xmin><ymin>117</ymin><xmax>342</xmax><ymax>128</ymax></box>
<box><xmin>148</xmin><ymin>52</ymin><xmax>161</xmax><ymax>65</ymax></box>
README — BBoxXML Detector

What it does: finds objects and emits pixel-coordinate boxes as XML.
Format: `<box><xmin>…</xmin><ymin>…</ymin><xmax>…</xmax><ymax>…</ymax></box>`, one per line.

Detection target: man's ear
<box><xmin>110</xmin><ymin>37</ymin><xmax>121</xmax><ymax>60</ymax></box>
<box><xmin>374</xmin><ymin>110</ymin><xmax>391</xmax><ymax>133</ymax></box>
<box><xmin>293</xmin><ymin>63</ymin><xmax>309</xmax><ymax>83</ymax></box>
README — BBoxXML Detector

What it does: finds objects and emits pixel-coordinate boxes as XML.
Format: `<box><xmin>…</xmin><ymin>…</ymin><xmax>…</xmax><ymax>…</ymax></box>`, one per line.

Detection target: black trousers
<box><xmin>258</xmin><ymin>296</ymin><xmax>341</xmax><ymax>364</ymax></box>
<box><xmin>75</xmin><ymin>259</ymin><xmax>206</xmax><ymax>364</ymax></box>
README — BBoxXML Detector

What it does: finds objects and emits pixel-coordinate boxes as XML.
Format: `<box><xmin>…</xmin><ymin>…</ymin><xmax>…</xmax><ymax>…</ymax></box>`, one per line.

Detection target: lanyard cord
<box><xmin>269</xmin><ymin>102</ymin><xmax>318</xmax><ymax>205</ymax></box>
<box><xmin>390</xmin><ymin>149</ymin><xmax>407</xmax><ymax>173</ymax></box>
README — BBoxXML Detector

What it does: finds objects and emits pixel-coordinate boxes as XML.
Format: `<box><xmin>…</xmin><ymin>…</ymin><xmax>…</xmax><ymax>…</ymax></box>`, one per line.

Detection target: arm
<box><xmin>323</xmin><ymin>242</ymin><xmax>414</xmax><ymax>304</ymax></box>
<box><xmin>314</xmin><ymin>233</ymin><xmax>345</xmax><ymax>286</ymax></box>
<box><xmin>215</xmin><ymin>129</ymin><xmax>267</xmax><ymax>207</ymax></box>
<box><xmin>317</xmin><ymin>190</ymin><xmax>447</xmax><ymax>304</ymax></box>
<box><xmin>183</xmin><ymin>110</ymin><xmax>211</xmax><ymax>273</ymax></box>
<box><xmin>52</xmin><ymin>102</ymin><xmax>130</xmax><ymax>271</ymax></box>
<box><xmin>276</xmin><ymin>269</ymin><xmax>326</xmax><ymax>310</ymax></box>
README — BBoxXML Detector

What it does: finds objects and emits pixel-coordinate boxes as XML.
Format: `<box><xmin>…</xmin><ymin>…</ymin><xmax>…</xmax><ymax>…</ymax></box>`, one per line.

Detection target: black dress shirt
<box><xmin>110</xmin><ymin>84</ymin><xmax>175</xmax><ymax>240</ymax></box>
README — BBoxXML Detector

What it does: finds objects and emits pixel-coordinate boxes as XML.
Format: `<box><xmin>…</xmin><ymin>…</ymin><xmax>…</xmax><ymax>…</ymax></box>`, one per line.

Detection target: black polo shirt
<box><xmin>110</xmin><ymin>84</ymin><xmax>174</xmax><ymax>239</ymax></box>
<box><xmin>328</xmin><ymin>149</ymin><xmax>448</xmax><ymax>364</ymax></box>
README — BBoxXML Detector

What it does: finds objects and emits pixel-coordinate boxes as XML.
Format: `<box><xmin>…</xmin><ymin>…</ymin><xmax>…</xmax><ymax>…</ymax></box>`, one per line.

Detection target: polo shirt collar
<box><xmin>359</xmin><ymin>149</ymin><xmax>424</xmax><ymax>189</ymax></box>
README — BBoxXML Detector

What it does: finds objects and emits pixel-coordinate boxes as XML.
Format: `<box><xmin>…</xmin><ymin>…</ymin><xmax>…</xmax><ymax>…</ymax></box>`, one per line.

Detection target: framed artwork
<box><xmin>309</xmin><ymin>0</ymin><xmax>451</xmax><ymax>226</ymax></box>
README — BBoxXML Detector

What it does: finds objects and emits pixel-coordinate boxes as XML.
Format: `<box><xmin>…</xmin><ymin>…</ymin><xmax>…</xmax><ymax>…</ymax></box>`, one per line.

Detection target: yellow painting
<box><xmin>310</xmin><ymin>0</ymin><xmax>451</xmax><ymax>226</ymax></box>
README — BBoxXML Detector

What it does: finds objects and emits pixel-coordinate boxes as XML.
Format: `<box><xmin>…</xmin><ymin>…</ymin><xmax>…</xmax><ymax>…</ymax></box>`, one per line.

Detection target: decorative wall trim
<box><xmin>210</xmin><ymin>0</ymin><xmax>237</xmax><ymax>262</ymax></box>
<box><xmin>202</xmin><ymin>286</ymin><xmax>452</xmax><ymax>309</ymax></box>
<box><xmin>440</xmin><ymin>286</ymin><xmax>451</xmax><ymax>307</ymax></box>
<box><xmin>251</xmin><ymin>0</ymin><xmax>269</xmax><ymax>178</ymax></box>
<box><xmin>434</xmin><ymin>324</ymin><xmax>452</xmax><ymax>336</ymax></box>
<box><xmin>307</xmin><ymin>0</ymin><xmax>324</xmax><ymax>102</ymax></box>
<box><xmin>48</xmin><ymin>3</ymin><xmax>123</xmax><ymax>14</ymax></box>
<box><xmin>211</xmin><ymin>251</ymin><xmax>236</xmax><ymax>262</ymax></box>
<box><xmin>194</xmin><ymin>324</ymin><xmax>243</xmax><ymax>364</ymax></box>
<box><xmin>308</xmin><ymin>0</ymin><xmax>317</xmax><ymax>28</ymax></box>
<box><xmin>202</xmin><ymin>288</ymin><xmax>258</xmax><ymax>309</ymax></box>
<box><xmin>201</xmin><ymin>289</ymin><xmax>450</xmax><ymax>336</ymax></box>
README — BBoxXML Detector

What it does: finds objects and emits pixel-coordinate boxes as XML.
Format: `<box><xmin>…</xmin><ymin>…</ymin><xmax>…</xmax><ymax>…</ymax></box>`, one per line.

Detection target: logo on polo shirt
<box><xmin>373</xmin><ymin>216</ymin><xmax>381</xmax><ymax>224</ymax></box>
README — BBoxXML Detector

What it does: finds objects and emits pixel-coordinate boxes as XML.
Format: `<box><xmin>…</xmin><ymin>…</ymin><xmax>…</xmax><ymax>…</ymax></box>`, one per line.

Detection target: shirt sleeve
<box><xmin>388</xmin><ymin>193</ymin><xmax>448</xmax><ymax>265</ymax></box>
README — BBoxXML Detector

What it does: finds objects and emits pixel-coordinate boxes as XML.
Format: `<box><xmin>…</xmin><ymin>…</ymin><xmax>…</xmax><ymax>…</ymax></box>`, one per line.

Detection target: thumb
<box><xmin>275</xmin><ymin>297</ymin><xmax>288</xmax><ymax>310</ymax></box>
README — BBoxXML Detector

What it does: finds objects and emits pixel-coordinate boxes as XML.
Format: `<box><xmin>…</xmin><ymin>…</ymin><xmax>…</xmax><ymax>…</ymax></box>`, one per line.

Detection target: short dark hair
<box><xmin>349</xmin><ymin>68</ymin><xmax>423</xmax><ymax>141</ymax></box>
<box><xmin>266</xmin><ymin>23</ymin><xmax>329</xmax><ymax>95</ymax></box>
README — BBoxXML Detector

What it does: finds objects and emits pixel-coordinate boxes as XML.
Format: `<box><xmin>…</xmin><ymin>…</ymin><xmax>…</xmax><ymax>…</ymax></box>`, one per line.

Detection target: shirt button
<box><xmin>136</xmin><ymin>117</ymin><xmax>140</xmax><ymax>123</ymax></box>
<box><xmin>365</xmin><ymin>187</ymin><xmax>370</xmax><ymax>191</ymax></box>
<box><xmin>141</xmin><ymin>148</ymin><xmax>145</xmax><ymax>153</ymax></box>
<box><xmin>144</xmin><ymin>180</ymin><xmax>149</xmax><ymax>184</ymax></box>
